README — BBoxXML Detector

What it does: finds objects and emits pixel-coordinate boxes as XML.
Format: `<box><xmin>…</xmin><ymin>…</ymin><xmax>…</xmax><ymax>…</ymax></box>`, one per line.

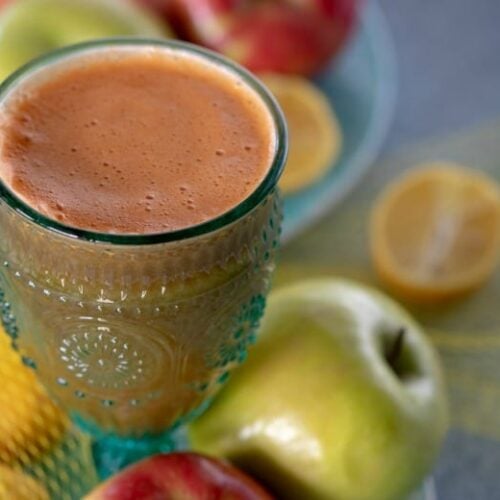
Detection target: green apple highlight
<box><xmin>190</xmin><ymin>279</ymin><xmax>448</xmax><ymax>500</ymax></box>
<box><xmin>0</xmin><ymin>0</ymin><xmax>169</xmax><ymax>81</ymax></box>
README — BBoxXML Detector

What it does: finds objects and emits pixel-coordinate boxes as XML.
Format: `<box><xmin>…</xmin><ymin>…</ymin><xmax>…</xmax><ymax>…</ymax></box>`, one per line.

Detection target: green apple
<box><xmin>190</xmin><ymin>279</ymin><xmax>448</xmax><ymax>500</ymax></box>
<box><xmin>0</xmin><ymin>0</ymin><xmax>170</xmax><ymax>81</ymax></box>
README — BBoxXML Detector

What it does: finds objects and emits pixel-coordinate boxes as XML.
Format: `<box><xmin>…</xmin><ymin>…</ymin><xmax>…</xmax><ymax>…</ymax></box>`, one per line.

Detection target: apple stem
<box><xmin>386</xmin><ymin>327</ymin><xmax>405</xmax><ymax>374</ymax></box>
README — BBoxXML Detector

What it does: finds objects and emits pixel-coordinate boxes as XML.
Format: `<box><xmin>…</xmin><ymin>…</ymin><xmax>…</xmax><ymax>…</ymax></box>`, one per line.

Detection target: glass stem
<box><xmin>91</xmin><ymin>428</ymin><xmax>186</xmax><ymax>479</ymax></box>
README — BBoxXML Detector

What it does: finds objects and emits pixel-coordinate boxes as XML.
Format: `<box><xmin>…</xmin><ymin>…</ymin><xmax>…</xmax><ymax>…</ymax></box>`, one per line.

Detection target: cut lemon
<box><xmin>0</xmin><ymin>328</ymin><xmax>68</xmax><ymax>464</ymax></box>
<box><xmin>370</xmin><ymin>163</ymin><xmax>500</xmax><ymax>302</ymax></box>
<box><xmin>261</xmin><ymin>74</ymin><xmax>342</xmax><ymax>194</ymax></box>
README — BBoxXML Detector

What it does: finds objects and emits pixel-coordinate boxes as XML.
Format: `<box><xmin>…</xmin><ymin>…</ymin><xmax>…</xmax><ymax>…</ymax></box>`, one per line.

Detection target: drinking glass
<box><xmin>0</xmin><ymin>39</ymin><xmax>287</xmax><ymax>477</ymax></box>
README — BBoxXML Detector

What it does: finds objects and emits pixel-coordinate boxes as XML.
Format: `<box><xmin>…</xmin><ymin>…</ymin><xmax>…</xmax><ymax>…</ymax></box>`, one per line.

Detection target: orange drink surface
<box><xmin>0</xmin><ymin>47</ymin><xmax>275</xmax><ymax>233</ymax></box>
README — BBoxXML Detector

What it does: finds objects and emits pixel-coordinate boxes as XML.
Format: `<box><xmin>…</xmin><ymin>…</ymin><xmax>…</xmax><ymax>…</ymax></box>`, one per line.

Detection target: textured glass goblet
<box><xmin>0</xmin><ymin>39</ymin><xmax>286</xmax><ymax>477</ymax></box>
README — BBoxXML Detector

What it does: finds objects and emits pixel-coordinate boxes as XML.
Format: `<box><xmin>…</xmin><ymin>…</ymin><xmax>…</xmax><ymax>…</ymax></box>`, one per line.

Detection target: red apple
<box><xmin>84</xmin><ymin>452</ymin><xmax>274</xmax><ymax>500</ymax></box>
<box><xmin>135</xmin><ymin>0</ymin><xmax>170</xmax><ymax>15</ymax></box>
<box><xmin>162</xmin><ymin>0</ymin><xmax>361</xmax><ymax>75</ymax></box>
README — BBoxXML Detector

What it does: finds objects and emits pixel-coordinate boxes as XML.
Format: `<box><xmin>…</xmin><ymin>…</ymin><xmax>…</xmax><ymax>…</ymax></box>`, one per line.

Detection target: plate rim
<box><xmin>282</xmin><ymin>0</ymin><xmax>398</xmax><ymax>244</ymax></box>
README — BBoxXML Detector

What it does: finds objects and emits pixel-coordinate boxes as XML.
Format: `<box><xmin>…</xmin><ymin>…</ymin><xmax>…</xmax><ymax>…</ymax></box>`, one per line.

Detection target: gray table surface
<box><xmin>379</xmin><ymin>0</ymin><xmax>500</xmax><ymax>153</ymax></box>
<box><xmin>371</xmin><ymin>1</ymin><xmax>500</xmax><ymax>498</ymax></box>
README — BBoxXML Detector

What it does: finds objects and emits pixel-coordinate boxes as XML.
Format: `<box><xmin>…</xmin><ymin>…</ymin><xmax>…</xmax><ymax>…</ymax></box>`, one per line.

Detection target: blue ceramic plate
<box><xmin>282</xmin><ymin>1</ymin><xmax>397</xmax><ymax>243</ymax></box>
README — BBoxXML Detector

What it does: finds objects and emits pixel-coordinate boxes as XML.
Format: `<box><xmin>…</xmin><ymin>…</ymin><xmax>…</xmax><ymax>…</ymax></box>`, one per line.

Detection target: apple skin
<box><xmin>0</xmin><ymin>0</ymin><xmax>170</xmax><ymax>81</ymax></box>
<box><xmin>84</xmin><ymin>452</ymin><xmax>274</xmax><ymax>500</ymax></box>
<box><xmin>190</xmin><ymin>279</ymin><xmax>448</xmax><ymax>500</ymax></box>
<box><xmin>158</xmin><ymin>0</ymin><xmax>360</xmax><ymax>75</ymax></box>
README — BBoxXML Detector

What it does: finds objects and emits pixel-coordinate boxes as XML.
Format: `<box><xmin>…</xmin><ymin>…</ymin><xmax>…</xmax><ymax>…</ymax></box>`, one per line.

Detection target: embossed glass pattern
<box><xmin>0</xmin><ymin>39</ymin><xmax>286</xmax><ymax>473</ymax></box>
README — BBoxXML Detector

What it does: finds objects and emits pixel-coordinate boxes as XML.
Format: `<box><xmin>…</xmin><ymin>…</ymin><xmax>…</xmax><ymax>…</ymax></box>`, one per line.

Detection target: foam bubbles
<box><xmin>0</xmin><ymin>47</ymin><xmax>275</xmax><ymax>234</ymax></box>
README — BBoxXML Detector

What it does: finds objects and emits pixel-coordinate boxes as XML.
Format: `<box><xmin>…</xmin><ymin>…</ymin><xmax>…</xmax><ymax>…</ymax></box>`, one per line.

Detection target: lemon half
<box><xmin>370</xmin><ymin>163</ymin><xmax>500</xmax><ymax>302</ymax></box>
<box><xmin>261</xmin><ymin>74</ymin><xmax>342</xmax><ymax>194</ymax></box>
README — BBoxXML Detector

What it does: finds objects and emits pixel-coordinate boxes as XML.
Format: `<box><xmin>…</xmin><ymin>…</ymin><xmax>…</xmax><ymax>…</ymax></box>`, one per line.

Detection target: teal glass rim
<box><xmin>0</xmin><ymin>37</ymin><xmax>287</xmax><ymax>245</ymax></box>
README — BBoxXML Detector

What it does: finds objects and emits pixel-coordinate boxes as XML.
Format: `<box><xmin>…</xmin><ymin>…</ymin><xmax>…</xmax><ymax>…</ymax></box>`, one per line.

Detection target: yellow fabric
<box><xmin>0</xmin><ymin>330</ymin><xmax>97</xmax><ymax>499</ymax></box>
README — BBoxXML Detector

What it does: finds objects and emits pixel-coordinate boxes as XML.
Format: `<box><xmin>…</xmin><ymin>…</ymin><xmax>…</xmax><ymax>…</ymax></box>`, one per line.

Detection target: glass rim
<box><xmin>0</xmin><ymin>37</ymin><xmax>287</xmax><ymax>245</ymax></box>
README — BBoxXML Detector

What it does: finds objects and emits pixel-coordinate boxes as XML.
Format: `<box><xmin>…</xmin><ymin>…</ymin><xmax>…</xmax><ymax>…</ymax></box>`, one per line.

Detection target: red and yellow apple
<box><xmin>142</xmin><ymin>0</ymin><xmax>361</xmax><ymax>76</ymax></box>
<box><xmin>85</xmin><ymin>452</ymin><xmax>273</xmax><ymax>500</ymax></box>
